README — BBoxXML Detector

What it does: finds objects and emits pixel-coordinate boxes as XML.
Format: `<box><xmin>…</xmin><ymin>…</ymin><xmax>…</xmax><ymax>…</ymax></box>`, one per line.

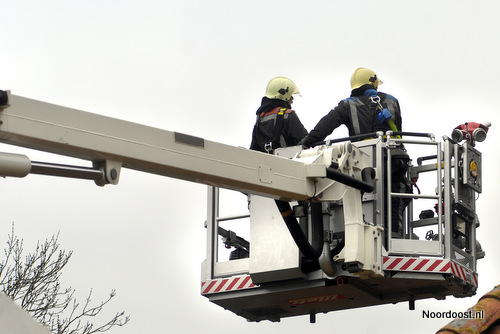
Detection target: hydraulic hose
<box><xmin>0</xmin><ymin>90</ymin><xmax>8</xmax><ymax>107</ymax></box>
<box><xmin>326</xmin><ymin>167</ymin><xmax>375</xmax><ymax>193</ymax></box>
<box><xmin>274</xmin><ymin>200</ymin><xmax>323</xmax><ymax>260</ymax></box>
<box><xmin>301</xmin><ymin>238</ymin><xmax>345</xmax><ymax>273</ymax></box>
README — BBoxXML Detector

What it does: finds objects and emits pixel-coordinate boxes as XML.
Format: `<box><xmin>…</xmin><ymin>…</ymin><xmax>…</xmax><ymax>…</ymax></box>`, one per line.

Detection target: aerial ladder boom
<box><xmin>0</xmin><ymin>91</ymin><xmax>372</xmax><ymax>201</ymax></box>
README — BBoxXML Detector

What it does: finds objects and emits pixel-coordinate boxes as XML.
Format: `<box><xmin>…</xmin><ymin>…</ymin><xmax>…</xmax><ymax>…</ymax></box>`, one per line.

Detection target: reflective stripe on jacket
<box><xmin>250</xmin><ymin>107</ymin><xmax>308</xmax><ymax>152</ymax></box>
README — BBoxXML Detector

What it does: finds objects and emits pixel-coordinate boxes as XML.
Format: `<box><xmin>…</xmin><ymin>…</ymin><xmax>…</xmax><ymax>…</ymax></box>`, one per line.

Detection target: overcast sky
<box><xmin>2</xmin><ymin>1</ymin><xmax>500</xmax><ymax>333</ymax></box>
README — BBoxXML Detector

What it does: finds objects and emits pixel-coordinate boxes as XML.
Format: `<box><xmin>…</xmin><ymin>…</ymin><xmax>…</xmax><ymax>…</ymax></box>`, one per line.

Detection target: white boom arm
<box><xmin>0</xmin><ymin>91</ymin><xmax>373</xmax><ymax>202</ymax></box>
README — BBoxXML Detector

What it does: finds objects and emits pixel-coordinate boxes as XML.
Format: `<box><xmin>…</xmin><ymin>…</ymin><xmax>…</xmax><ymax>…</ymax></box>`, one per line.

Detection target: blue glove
<box><xmin>378</xmin><ymin>108</ymin><xmax>392</xmax><ymax>124</ymax></box>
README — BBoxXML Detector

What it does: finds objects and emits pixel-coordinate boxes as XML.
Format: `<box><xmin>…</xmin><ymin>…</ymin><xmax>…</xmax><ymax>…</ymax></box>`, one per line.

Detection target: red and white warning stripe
<box><xmin>450</xmin><ymin>261</ymin><xmax>478</xmax><ymax>287</ymax></box>
<box><xmin>201</xmin><ymin>275</ymin><xmax>257</xmax><ymax>295</ymax></box>
<box><xmin>383</xmin><ymin>256</ymin><xmax>450</xmax><ymax>273</ymax></box>
<box><xmin>383</xmin><ymin>256</ymin><xmax>478</xmax><ymax>287</ymax></box>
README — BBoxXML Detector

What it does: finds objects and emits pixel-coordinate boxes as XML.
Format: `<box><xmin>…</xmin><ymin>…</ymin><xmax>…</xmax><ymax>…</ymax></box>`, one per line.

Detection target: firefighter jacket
<box><xmin>302</xmin><ymin>85</ymin><xmax>402</xmax><ymax>147</ymax></box>
<box><xmin>250</xmin><ymin>97</ymin><xmax>308</xmax><ymax>153</ymax></box>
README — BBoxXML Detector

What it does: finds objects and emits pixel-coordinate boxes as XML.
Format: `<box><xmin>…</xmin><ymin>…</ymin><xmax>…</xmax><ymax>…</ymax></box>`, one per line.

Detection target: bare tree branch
<box><xmin>0</xmin><ymin>223</ymin><xmax>129</xmax><ymax>334</ymax></box>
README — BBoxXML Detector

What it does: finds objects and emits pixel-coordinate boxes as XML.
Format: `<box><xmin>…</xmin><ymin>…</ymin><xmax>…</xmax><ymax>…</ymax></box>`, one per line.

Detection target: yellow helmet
<box><xmin>350</xmin><ymin>67</ymin><xmax>383</xmax><ymax>89</ymax></box>
<box><xmin>264</xmin><ymin>76</ymin><xmax>300</xmax><ymax>101</ymax></box>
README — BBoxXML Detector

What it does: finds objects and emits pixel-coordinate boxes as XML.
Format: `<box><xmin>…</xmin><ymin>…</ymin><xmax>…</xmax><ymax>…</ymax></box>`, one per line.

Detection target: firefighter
<box><xmin>301</xmin><ymin>68</ymin><xmax>410</xmax><ymax>238</ymax></box>
<box><xmin>250</xmin><ymin>76</ymin><xmax>308</xmax><ymax>153</ymax></box>
<box><xmin>301</xmin><ymin>67</ymin><xmax>402</xmax><ymax>145</ymax></box>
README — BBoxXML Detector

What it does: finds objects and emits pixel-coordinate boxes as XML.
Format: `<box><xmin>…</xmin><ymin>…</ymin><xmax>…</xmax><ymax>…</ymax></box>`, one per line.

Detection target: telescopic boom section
<box><xmin>0</xmin><ymin>92</ymin><xmax>323</xmax><ymax>201</ymax></box>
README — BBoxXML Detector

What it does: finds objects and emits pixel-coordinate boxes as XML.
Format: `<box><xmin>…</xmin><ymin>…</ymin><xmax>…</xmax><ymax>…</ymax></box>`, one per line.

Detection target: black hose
<box><xmin>331</xmin><ymin>238</ymin><xmax>345</xmax><ymax>256</ymax></box>
<box><xmin>326</xmin><ymin>167</ymin><xmax>374</xmax><ymax>193</ymax></box>
<box><xmin>310</xmin><ymin>202</ymin><xmax>324</xmax><ymax>256</ymax></box>
<box><xmin>0</xmin><ymin>90</ymin><xmax>8</xmax><ymax>106</ymax></box>
<box><xmin>301</xmin><ymin>238</ymin><xmax>345</xmax><ymax>273</ymax></box>
<box><xmin>274</xmin><ymin>200</ymin><xmax>323</xmax><ymax>260</ymax></box>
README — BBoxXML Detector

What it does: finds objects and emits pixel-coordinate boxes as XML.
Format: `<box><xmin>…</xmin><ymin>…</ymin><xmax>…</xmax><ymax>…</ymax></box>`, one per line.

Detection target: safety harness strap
<box><xmin>272</xmin><ymin>107</ymin><xmax>286</xmax><ymax>146</ymax></box>
<box><xmin>348</xmin><ymin>99</ymin><xmax>364</xmax><ymax>136</ymax></box>
<box><xmin>264</xmin><ymin>107</ymin><xmax>287</xmax><ymax>153</ymax></box>
<box><xmin>382</xmin><ymin>98</ymin><xmax>401</xmax><ymax>137</ymax></box>
<box><xmin>385</xmin><ymin>97</ymin><xmax>396</xmax><ymax>115</ymax></box>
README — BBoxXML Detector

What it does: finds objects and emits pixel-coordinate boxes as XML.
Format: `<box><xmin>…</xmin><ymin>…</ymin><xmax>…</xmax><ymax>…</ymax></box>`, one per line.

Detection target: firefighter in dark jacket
<box><xmin>302</xmin><ymin>68</ymin><xmax>410</xmax><ymax>238</ymax></box>
<box><xmin>250</xmin><ymin>77</ymin><xmax>308</xmax><ymax>153</ymax></box>
<box><xmin>302</xmin><ymin>67</ymin><xmax>402</xmax><ymax>146</ymax></box>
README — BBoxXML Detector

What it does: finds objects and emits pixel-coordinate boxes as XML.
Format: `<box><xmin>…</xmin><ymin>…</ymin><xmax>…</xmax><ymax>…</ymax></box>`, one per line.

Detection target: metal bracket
<box><xmin>93</xmin><ymin>160</ymin><xmax>122</xmax><ymax>186</ymax></box>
